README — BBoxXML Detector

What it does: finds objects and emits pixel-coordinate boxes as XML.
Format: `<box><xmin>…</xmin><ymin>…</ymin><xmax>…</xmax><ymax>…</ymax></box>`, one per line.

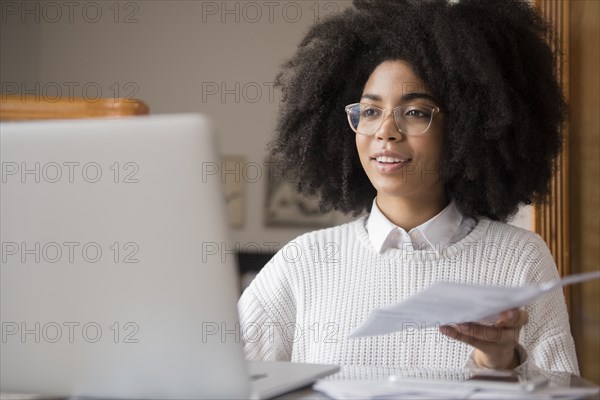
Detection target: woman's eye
<box><xmin>361</xmin><ymin>108</ymin><xmax>380</xmax><ymax>118</ymax></box>
<box><xmin>404</xmin><ymin>108</ymin><xmax>430</xmax><ymax>118</ymax></box>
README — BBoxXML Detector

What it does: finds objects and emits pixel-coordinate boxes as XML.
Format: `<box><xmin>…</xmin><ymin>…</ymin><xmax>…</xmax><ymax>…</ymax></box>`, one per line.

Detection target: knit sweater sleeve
<box><xmin>518</xmin><ymin>234</ymin><xmax>580</xmax><ymax>375</ymax></box>
<box><xmin>237</xmin><ymin>247</ymin><xmax>297</xmax><ymax>361</ymax></box>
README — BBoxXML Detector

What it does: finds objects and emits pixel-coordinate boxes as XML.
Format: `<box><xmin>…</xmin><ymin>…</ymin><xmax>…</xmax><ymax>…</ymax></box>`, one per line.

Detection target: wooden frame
<box><xmin>532</xmin><ymin>1</ymin><xmax>571</xmax><ymax>310</ymax></box>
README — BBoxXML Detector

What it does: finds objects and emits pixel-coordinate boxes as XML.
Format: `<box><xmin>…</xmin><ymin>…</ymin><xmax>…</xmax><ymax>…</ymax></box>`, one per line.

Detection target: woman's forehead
<box><xmin>362</xmin><ymin>60</ymin><xmax>434</xmax><ymax>101</ymax></box>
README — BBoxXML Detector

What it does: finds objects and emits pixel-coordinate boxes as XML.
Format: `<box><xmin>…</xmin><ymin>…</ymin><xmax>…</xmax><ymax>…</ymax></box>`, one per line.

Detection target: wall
<box><xmin>0</xmin><ymin>4</ymin><xmax>40</xmax><ymax>86</ymax></box>
<box><xmin>0</xmin><ymin>0</ymin><xmax>532</xmax><ymax>253</ymax></box>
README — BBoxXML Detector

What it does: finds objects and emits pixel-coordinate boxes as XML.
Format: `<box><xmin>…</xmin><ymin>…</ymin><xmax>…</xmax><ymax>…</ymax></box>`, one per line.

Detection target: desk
<box><xmin>1</xmin><ymin>371</ymin><xmax>598</xmax><ymax>400</ymax></box>
<box><xmin>276</xmin><ymin>366</ymin><xmax>600</xmax><ymax>400</ymax></box>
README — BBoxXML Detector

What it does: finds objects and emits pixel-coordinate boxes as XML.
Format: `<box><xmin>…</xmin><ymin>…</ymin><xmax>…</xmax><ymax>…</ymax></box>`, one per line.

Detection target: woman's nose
<box><xmin>375</xmin><ymin>109</ymin><xmax>404</xmax><ymax>142</ymax></box>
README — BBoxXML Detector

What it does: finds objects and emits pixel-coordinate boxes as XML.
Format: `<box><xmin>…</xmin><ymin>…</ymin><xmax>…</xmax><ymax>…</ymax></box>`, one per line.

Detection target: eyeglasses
<box><xmin>344</xmin><ymin>103</ymin><xmax>442</xmax><ymax>136</ymax></box>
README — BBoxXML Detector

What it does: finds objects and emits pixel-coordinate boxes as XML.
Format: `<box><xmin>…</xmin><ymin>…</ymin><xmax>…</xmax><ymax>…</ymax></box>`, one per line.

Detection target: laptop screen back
<box><xmin>1</xmin><ymin>114</ymin><xmax>250</xmax><ymax>399</ymax></box>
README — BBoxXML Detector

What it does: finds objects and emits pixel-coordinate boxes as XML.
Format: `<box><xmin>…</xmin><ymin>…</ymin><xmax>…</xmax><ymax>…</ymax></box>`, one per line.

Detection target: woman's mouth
<box><xmin>371</xmin><ymin>156</ymin><xmax>412</xmax><ymax>173</ymax></box>
<box><xmin>375</xmin><ymin>156</ymin><xmax>409</xmax><ymax>163</ymax></box>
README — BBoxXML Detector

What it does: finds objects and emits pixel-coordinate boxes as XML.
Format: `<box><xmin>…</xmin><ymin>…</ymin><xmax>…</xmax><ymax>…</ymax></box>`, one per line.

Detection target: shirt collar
<box><xmin>365</xmin><ymin>199</ymin><xmax>399</xmax><ymax>253</ymax></box>
<box><xmin>366</xmin><ymin>198</ymin><xmax>464</xmax><ymax>254</ymax></box>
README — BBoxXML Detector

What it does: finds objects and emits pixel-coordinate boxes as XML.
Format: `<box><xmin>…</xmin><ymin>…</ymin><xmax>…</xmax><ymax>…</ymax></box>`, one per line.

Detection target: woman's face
<box><xmin>355</xmin><ymin>60</ymin><xmax>446</xmax><ymax>203</ymax></box>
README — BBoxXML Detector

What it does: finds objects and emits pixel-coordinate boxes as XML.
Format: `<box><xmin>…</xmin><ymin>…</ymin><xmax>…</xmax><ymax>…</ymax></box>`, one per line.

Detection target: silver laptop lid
<box><xmin>1</xmin><ymin>114</ymin><xmax>250</xmax><ymax>399</ymax></box>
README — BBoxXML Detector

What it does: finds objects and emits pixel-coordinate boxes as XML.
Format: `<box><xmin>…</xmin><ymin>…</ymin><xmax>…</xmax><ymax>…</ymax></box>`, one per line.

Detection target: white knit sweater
<box><xmin>238</xmin><ymin>216</ymin><xmax>579</xmax><ymax>375</ymax></box>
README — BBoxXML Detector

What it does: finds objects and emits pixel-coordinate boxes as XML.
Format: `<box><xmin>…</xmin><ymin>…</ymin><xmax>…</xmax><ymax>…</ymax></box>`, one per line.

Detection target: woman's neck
<box><xmin>376</xmin><ymin>192</ymin><xmax>449</xmax><ymax>231</ymax></box>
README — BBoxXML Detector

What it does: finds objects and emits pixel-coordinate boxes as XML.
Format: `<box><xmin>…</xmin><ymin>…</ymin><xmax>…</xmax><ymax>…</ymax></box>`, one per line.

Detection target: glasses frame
<box><xmin>344</xmin><ymin>102</ymin><xmax>443</xmax><ymax>136</ymax></box>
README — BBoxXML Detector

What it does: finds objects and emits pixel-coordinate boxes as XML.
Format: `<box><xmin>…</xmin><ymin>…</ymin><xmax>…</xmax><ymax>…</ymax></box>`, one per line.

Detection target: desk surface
<box><xmin>280</xmin><ymin>373</ymin><xmax>600</xmax><ymax>400</ymax></box>
<box><xmin>1</xmin><ymin>369</ymin><xmax>598</xmax><ymax>400</ymax></box>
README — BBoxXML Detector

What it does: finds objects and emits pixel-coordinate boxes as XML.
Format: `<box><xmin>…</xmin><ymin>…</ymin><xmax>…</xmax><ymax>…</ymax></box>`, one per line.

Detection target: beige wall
<box><xmin>0</xmin><ymin>6</ymin><xmax>40</xmax><ymax>85</ymax></box>
<box><xmin>0</xmin><ymin>0</ymin><xmax>532</xmax><ymax>250</ymax></box>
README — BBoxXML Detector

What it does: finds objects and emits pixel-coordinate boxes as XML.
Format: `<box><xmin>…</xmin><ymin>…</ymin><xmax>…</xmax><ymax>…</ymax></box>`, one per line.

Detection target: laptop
<box><xmin>0</xmin><ymin>114</ymin><xmax>339</xmax><ymax>399</ymax></box>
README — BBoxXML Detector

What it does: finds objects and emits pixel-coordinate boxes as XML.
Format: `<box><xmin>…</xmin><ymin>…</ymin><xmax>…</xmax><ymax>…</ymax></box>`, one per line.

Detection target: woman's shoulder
<box><xmin>262</xmin><ymin>215</ymin><xmax>368</xmax><ymax>272</ymax></box>
<box><xmin>245</xmin><ymin>216</ymin><xmax>368</xmax><ymax>297</ymax></box>
<box><xmin>285</xmin><ymin>215</ymin><xmax>368</xmax><ymax>247</ymax></box>
<box><xmin>480</xmin><ymin>218</ymin><xmax>547</xmax><ymax>247</ymax></box>
<box><xmin>478</xmin><ymin>218</ymin><xmax>557</xmax><ymax>282</ymax></box>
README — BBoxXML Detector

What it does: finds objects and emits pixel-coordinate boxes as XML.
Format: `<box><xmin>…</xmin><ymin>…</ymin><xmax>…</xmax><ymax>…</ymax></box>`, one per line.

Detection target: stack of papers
<box><xmin>350</xmin><ymin>271</ymin><xmax>600</xmax><ymax>337</ymax></box>
<box><xmin>313</xmin><ymin>379</ymin><xmax>600</xmax><ymax>400</ymax></box>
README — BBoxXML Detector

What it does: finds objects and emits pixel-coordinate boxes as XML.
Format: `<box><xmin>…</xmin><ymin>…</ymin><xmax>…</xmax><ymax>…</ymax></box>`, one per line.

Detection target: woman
<box><xmin>238</xmin><ymin>0</ymin><xmax>578</xmax><ymax>374</ymax></box>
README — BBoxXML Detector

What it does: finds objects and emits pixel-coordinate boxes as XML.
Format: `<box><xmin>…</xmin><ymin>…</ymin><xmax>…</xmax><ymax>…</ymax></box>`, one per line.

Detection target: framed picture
<box><xmin>264</xmin><ymin>159</ymin><xmax>336</xmax><ymax>228</ymax></box>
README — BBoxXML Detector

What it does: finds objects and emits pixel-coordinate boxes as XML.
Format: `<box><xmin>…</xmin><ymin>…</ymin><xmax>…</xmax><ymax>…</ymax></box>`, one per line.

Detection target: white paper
<box><xmin>313</xmin><ymin>379</ymin><xmax>477</xmax><ymax>399</ymax></box>
<box><xmin>349</xmin><ymin>271</ymin><xmax>600</xmax><ymax>338</ymax></box>
<box><xmin>313</xmin><ymin>379</ymin><xmax>600</xmax><ymax>400</ymax></box>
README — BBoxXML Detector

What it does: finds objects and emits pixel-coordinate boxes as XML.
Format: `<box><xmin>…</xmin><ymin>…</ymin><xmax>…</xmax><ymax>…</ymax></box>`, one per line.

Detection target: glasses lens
<box><xmin>394</xmin><ymin>105</ymin><xmax>435</xmax><ymax>135</ymax></box>
<box><xmin>347</xmin><ymin>104</ymin><xmax>383</xmax><ymax>135</ymax></box>
<box><xmin>347</xmin><ymin>104</ymin><xmax>361</xmax><ymax>131</ymax></box>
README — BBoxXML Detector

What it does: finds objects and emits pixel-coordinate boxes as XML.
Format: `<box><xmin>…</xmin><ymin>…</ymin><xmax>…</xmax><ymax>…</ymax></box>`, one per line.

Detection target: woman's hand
<box><xmin>439</xmin><ymin>308</ymin><xmax>529</xmax><ymax>370</ymax></box>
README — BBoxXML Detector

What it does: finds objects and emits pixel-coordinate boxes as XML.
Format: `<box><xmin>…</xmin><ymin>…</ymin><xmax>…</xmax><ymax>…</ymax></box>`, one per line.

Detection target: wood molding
<box><xmin>564</xmin><ymin>0</ymin><xmax>600</xmax><ymax>384</ymax></box>
<box><xmin>532</xmin><ymin>1</ymin><xmax>571</xmax><ymax>305</ymax></box>
<box><xmin>0</xmin><ymin>95</ymin><xmax>149</xmax><ymax>121</ymax></box>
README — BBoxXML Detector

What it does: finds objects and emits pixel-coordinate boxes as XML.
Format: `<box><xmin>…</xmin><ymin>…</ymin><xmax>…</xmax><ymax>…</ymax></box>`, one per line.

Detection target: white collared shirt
<box><xmin>366</xmin><ymin>198</ymin><xmax>477</xmax><ymax>254</ymax></box>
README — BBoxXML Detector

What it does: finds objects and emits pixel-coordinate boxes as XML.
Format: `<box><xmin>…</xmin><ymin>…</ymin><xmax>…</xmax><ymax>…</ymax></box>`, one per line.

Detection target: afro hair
<box><xmin>269</xmin><ymin>0</ymin><xmax>565</xmax><ymax>222</ymax></box>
